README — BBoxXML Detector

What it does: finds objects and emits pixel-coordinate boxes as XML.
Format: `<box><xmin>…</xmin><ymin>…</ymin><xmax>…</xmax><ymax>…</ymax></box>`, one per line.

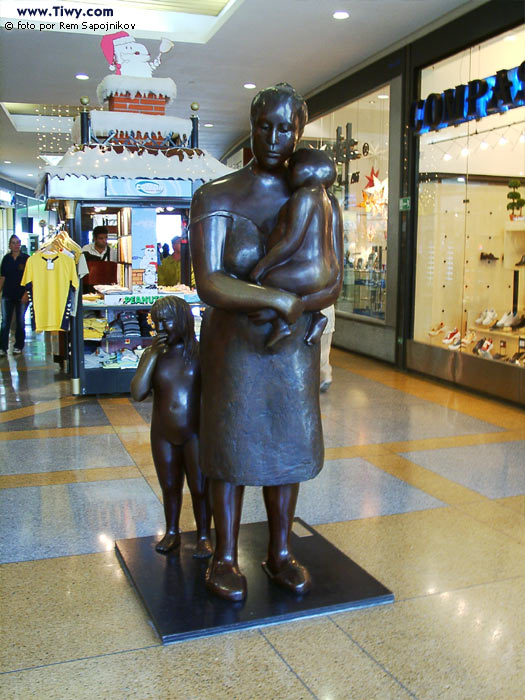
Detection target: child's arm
<box><xmin>250</xmin><ymin>189</ymin><xmax>315</xmax><ymax>283</ymax></box>
<box><xmin>130</xmin><ymin>335</ymin><xmax>166</xmax><ymax>402</ymax></box>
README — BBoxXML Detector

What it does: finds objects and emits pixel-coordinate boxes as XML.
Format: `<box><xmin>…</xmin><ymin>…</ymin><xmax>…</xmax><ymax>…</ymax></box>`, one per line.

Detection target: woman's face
<box><xmin>251</xmin><ymin>98</ymin><xmax>300</xmax><ymax>171</ymax></box>
<box><xmin>9</xmin><ymin>237</ymin><xmax>21</xmax><ymax>254</ymax></box>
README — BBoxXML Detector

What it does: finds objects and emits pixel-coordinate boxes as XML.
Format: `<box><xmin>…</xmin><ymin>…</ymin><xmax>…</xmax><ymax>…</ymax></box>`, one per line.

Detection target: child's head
<box><xmin>150</xmin><ymin>296</ymin><xmax>197</xmax><ymax>362</ymax></box>
<box><xmin>288</xmin><ymin>148</ymin><xmax>336</xmax><ymax>190</ymax></box>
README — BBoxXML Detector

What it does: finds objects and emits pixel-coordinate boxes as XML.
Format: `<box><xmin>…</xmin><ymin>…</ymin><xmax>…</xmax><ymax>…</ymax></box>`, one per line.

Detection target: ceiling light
<box><xmin>461</xmin><ymin>147</ymin><xmax>469</xmax><ymax>157</ymax></box>
<box><xmin>369</xmin><ymin>100</ymin><xmax>375</xmax><ymax>104</ymax></box>
<box><xmin>520</xmin><ymin>133</ymin><xmax>525</xmax><ymax>143</ymax></box>
<box><xmin>3</xmin><ymin>160</ymin><xmax>11</xmax><ymax>164</ymax></box>
<box><xmin>480</xmin><ymin>140</ymin><xmax>489</xmax><ymax>150</ymax></box>
<box><xmin>76</xmin><ymin>73</ymin><xmax>89</xmax><ymax>80</ymax></box>
<box><xmin>204</xmin><ymin>123</ymin><xmax>214</xmax><ymax>128</ymax></box>
<box><xmin>498</xmin><ymin>136</ymin><xmax>508</xmax><ymax>146</ymax></box>
<box><xmin>504</xmin><ymin>35</ymin><xmax>516</xmax><ymax>41</ymax></box>
<box><xmin>243</xmin><ymin>83</ymin><xmax>256</xmax><ymax>89</ymax></box>
<box><xmin>443</xmin><ymin>153</ymin><xmax>452</xmax><ymax>161</ymax></box>
<box><xmin>26</xmin><ymin>173</ymin><xmax>34</xmax><ymax>177</ymax></box>
<box><xmin>332</xmin><ymin>11</ymin><xmax>349</xmax><ymax>20</ymax></box>
<box><xmin>377</xmin><ymin>94</ymin><xmax>389</xmax><ymax>100</ymax></box>
<box><xmin>457</xmin><ymin>177</ymin><xmax>465</xmax><ymax>182</ymax></box>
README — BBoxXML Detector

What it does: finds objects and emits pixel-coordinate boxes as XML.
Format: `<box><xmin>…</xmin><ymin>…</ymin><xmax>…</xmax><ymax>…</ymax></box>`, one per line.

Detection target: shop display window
<box><xmin>413</xmin><ymin>27</ymin><xmax>525</xmax><ymax>366</ymax></box>
<box><xmin>301</xmin><ymin>85</ymin><xmax>390</xmax><ymax>320</ymax></box>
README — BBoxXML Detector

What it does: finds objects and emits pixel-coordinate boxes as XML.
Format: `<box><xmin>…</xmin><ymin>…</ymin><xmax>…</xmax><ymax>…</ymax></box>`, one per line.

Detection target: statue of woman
<box><xmin>190</xmin><ymin>83</ymin><xmax>343</xmax><ymax>602</ymax></box>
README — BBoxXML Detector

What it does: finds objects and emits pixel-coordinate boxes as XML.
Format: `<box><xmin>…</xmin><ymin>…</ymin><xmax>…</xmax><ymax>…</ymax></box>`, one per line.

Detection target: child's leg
<box><xmin>304</xmin><ymin>311</ymin><xmax>328</xmax><ymax>346</ymax></box>
<box><xmin>151</xmin><ymin>428</ymin><xmax>184</xmax><ymax>553</ymax></box>
<box><xmin>266</xmin><ymin>317</ymin><xmax>292</xmax><ymax>349</ymax></box>
<box><xmin>183</xmin><ymin>435</ymin><xmax>213</xmax><ymax>558</ymax></box>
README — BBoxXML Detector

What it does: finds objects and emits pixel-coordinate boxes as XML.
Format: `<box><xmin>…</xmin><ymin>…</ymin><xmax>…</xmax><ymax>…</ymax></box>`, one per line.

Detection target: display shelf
<box><xmin>469</xmin><ymin>326</ymin><xmax>525</xmax><ymax>337</ymax></box>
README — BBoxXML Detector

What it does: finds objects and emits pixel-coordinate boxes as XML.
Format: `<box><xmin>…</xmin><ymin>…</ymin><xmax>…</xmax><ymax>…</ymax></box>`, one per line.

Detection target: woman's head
<box><xmin>150</xmin><ymin>296</ymin><xmax>197</xmax><ymax>362</ymax></box>
<box><xmin>250</xmin><ymin>83</ymin><xmax>308</xmax><ymax>171</ymax></box>
<box><xmin>9</xmin><ymin>235</ymin><xmax>21</xmax><ymax>253</ymax></box>
<box><xmin>288</xmin><ymin>148</ymin><xmax>337</xmax><ymax>190</ymax></box>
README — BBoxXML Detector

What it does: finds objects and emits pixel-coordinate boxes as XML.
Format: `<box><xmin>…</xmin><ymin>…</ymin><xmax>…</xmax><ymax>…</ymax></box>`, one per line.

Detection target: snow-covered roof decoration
<box><xmin>71</xmin><ymin>112</ymin><xmax>192</xmax><ymax>143</ymax></box>
<box><xmin>97</xmin><ymin>75</ymin><xmax>177</xmax><ymax>105</ymax></box>
<box><xmin>36</xmin><ymin>144</ymin><xmax>232</xmax><ymax>195</ymax></box>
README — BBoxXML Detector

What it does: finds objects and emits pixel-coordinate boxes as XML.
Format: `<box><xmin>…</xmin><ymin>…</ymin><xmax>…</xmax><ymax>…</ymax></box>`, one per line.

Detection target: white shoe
<box><xmin>13</xmin><ymin>348</ymin><xmax>22</xmax><ymax>355</ymax></box>
<box><xmin>496</xmin><ymin>311</ymin><xmax>513</xmax><ymax>327</ymax></box>
<box><xmin>461</xmin><ymin>331</ymin><xmax>476</xmax><ymax>346</ymax></box>
<box><xmin>482</xmin><ymin>309</ymin><xmax>498</xmax><ymax>326</ymax></box>
<box><xmin>503</xmin><ymin>312</ymin><xmax>517</xmax><ymax>327</ymax></box>
<box><xmin>443</xmin><ymin>328</ymin><xmax>460</xmax><ymax>344</ymax></box>
<box><xmin>428</xmin><ymin>322</ymin><xmax>445</xmax><ymax>336</ymax></box>
<box><xmin>449</xmin><ymin>336</ymin><xmax>462</xmax><ymax>350</ymax></box>
<box><xmin>475</xmin><ymin>309</ymin><xmax>488</xmax><ymax>324</ymax></box>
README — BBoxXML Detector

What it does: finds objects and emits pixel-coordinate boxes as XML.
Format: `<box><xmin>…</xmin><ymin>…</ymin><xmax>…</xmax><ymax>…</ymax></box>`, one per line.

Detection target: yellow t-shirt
<box><xmin>157</xmin><ymin>256</ymin><xmax>195</xmax><ymax>287</ymax></box>
<box><xmin>22</xmin><ymin>252</ymin><xmax>79</xmax><ymax>332</ymax></box>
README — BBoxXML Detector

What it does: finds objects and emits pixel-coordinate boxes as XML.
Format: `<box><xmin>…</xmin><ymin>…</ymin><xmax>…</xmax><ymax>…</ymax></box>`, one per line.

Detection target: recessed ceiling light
<box><xmin>457</xmin><ymin>177</ymin><xmax>465</xmax><ymax>182</ymax></box>
<box><xmin>26</xmin><ymin>173</ymin><xmax>34</xmax><ymax>177</ymax></box>
<box><xmin>498</xmin><ymin>136</ymin><xmax>508</xmax><ymax>145</ymax></box>
<box><xmin>504</xmin><ymin>35</ymin><xmax>516</xmax><ymax>41</ymax></box>
<box><xmin>443</xmin><ymin>153</ymin><xmax>452</xmax><ymax>161</ymax></box>
<box><xmin>377</xmin><ymin>94</ymin><xmax>389</xmax><ymax>100</ymax></box>
<box><xmin>3</xmin><ymin>160</ymin><xmax>11</xmax><ymax>164</ymax></box>
<box><xmin>333</xmin><ymin>11</ymin><xmax>349</xmax><ymax>20</ymax></box>
<box><xmin>204</xmin><ymin>123</ymin><xmax>214</xmax><ymax>128</ymax></box>
<box><xmin>480</xmin><ymin>140</ymin><xmax>489</xmax><ymax>150</ymax></box>
<box><xmin>243</xmin><ymin>83</ymin><xmax>256</xmax><ymax>89</ymax></box>
<box><xmin>461</xmin><ymin>147</ymin><xmax>469</xmax><ymax>157</ymax></box>
<box><xmin>76</xmin><ymin>73</ymin><xmax>89</xmax><ymax>80</ymax></box>
<box><xmin>369</xmin><ymin>100</ymin><xmax>375</xmax><ymax>104</ymax></box>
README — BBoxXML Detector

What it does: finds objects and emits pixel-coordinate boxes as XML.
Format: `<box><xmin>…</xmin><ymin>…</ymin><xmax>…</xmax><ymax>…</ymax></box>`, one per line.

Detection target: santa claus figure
<box><xmin>100</xmin><ymin>32</ymin><xmax>173</xmax><ymax>77</ymax></box>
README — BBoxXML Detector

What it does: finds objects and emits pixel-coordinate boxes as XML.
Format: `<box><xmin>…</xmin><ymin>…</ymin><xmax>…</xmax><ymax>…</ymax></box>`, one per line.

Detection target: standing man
<box><xmin>0</xmin><ymin>235</ymin><xmax>29</xmax><ymax>356</ymax></box>
<box><xmin>82</xmin><ymin>225</ymin><xmax>117</xmax><ymax>261</ymax></box>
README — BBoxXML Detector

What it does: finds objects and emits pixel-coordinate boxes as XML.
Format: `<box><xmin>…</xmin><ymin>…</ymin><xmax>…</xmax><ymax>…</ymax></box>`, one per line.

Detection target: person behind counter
<box><xmin>157</xmin><ymin>236</ymin><xmax>195</xmax><ymax>287</ymax></box>
<box><xmin>82</xmin><ymin>225</ymin><xmax>117</xmax><ymax>262</ymax></box>
<box><xmin>0</xmin><ymin>235</ymin><xmax>29</xmax><ymax>357</ymax></box>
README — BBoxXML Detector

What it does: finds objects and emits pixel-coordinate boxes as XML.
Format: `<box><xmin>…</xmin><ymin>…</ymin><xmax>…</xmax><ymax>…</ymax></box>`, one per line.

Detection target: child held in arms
<box><xmin>131</xmin><ymin>296</ymin><xmax>212</xmax><ymax>557</ymax></box>
<box><xmin>250</xmin><ymin>148</ymin><xmax>339</xmax><ymax>348</ymax></box>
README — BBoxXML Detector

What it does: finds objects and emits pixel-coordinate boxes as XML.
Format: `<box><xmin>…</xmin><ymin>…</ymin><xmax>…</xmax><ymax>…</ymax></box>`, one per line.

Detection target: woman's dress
<box><xmin>193</xmin><ymin>210</ymin><xmax>324</xmax><ymax>487</ymax></box>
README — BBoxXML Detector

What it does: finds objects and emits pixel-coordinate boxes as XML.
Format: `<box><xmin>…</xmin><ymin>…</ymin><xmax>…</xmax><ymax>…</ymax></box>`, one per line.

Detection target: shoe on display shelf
<box><xmin>475</xmin><ymin>309</ymin><xmax>489</xmax><ymax>324</ymax></box>
<box><xmin>472</xmin><ymin>338</ymin><xmax>486</xmax><ymax>355</ymax></box>
<box><xmin>442</xmin><ymin>328</ymin><xmax>460</xmax><ymax>344</ymax></box>
<box><xmin>510</xmin><ymin>352</ymin><xmax>524</xmax><ymax>364</ymax></box>
<box><xmin>449</xmin><ymin>336</ymin><xmax>462</xmax><ymax>350</ymax></box>
<box><xmin>482</xmin><ymin>309</ymin><xmax>498</xmax><ymax>326</ymax></box>
<box><xmin>502</xmin><ymin>312</ymin><xmax>518</xmax><ymax>327</ymax></box>
<box><xmin>461</xmin><ymin>331</ymin><xmax>476</xmax><ymax>346</ymax></box>
<box><xmin>480</xmin><ymin>338</ymin><xmax>493</xmax><ymax>353</ymax></box>
<box><xmin>492</xmin><ymin>354</ymin><xmax>508</xmax><ymax>361</ymax></box>
<box><xmin>496</xmin><ymin>311</ymin><xmax>514</xmax><ymax>327</ymax></box>
<box><xmin>510</xmin><ymin>314</ymin><xmax>525</xmax><ymax>330</ymax></box>
<box><xmin>480</xmin><ymin>252</ymin><xmax>499</xmax><ymax>261</ymax></box>
<box><xmin>428</xmin><ymin>322</ymin><xmax>445</xmax><ymax>336</ymax></box>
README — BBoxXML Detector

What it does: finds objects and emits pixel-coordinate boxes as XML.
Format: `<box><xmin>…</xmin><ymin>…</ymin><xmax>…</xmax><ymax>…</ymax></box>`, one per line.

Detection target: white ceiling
<box><xmin>0</xmin><ymin>0</ymin><xmax>489</xmax><ymax>190</ymax></box>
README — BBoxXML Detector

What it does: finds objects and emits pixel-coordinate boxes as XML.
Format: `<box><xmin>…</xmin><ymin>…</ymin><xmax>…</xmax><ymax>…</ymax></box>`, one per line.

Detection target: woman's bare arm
<box><xmin>190</xmin><ymin>213</ymin><xmax>304</xmax><ymax>324</ymax></box>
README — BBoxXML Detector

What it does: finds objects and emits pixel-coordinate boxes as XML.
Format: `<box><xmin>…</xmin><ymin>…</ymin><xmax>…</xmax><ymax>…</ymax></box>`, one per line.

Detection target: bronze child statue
<box><xmin>250</xmin><ymin>147</ymin><xmax>339</xmax><ymax>348</ymax></box>
<box><xmin>130</xmin><ymin>296</ymin><xmax>212</xmax><ymax>558</ymax></box>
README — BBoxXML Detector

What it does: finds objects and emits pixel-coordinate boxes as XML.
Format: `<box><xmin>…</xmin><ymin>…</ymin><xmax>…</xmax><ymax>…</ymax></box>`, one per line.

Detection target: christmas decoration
<box><xmin>100</xmin><ymin>32</ymin><xmax>174</xmax><ymax>77</ymax></box>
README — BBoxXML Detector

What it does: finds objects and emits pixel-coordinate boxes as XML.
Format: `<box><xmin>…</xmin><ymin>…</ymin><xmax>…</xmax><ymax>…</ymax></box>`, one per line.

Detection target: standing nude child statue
<box><xmin>130</xmin><ymin>296</ymin><xmax>212</xmax><ymax>557</ymax></box>
<box><xmin>250</xmin><ymin>147</ymin><xmax>339</xmax><ymax>348</ymax></box>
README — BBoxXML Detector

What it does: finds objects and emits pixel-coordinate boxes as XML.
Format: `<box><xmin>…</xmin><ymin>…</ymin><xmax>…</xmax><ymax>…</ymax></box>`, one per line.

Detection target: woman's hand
<box><xmin>150</xmin><ymin>333</ymin><xmax>168</xmax><ymax>355</ymax></box>
<box><xmin>278</xmin><ymin>293</ymin><xmax>304</xmax><ymax>324</ymax></box>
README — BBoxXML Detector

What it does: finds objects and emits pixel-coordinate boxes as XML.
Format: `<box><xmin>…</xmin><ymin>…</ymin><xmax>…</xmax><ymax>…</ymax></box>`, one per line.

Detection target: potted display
<box><xmin>507</xmin><ymin>179</ymin><xmax>525</xmax><ymax>220</ymax></box>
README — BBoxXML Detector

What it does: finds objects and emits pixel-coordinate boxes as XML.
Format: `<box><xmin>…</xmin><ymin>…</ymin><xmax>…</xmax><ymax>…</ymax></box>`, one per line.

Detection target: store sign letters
<box><xmin>410</xmin><ymin>61</ymin><xmax>525</xmax><ymax>134</ymax></box>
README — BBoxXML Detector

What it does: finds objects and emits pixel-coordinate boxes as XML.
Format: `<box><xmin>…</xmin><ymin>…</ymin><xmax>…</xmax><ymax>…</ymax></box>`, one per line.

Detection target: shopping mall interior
<box><xmin>0</xmin><ymin>1</ymin><xmax>523</xmax><ymax>698</ymax></box>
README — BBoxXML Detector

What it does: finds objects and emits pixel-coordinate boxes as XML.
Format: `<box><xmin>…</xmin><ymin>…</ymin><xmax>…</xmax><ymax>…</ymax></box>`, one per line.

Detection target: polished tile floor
<box><xmin>0</xmin><ymin>329</ymin><xmax>523</xmax><ymax>699</ymax></box>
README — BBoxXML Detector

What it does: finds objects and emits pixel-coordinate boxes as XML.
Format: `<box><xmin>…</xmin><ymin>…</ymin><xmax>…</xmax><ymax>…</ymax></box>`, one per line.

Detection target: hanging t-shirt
<box><xmin>21</xmin><ymin>252</ymin><xmax>79</xmax><ymax>332</ymax></box>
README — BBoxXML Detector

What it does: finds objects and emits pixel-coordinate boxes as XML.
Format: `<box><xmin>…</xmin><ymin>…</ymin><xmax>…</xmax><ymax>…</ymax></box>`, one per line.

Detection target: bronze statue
<box><xmin>130</xmin><ymin>296</ymin><xmax>212</xmax><ymax>558</ymax></box>
<box><xmin>250</xmin><ymin>147</ymin><xmax>339</xmax><ymax>348</ymax></box>
<box><xmin>190</xmin><ymin>83</ymin><xmax>343</xmax><ymax>601</ymax></box>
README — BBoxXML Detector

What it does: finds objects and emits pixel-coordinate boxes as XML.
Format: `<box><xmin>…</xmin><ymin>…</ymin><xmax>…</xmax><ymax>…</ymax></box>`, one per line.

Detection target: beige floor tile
<box><xmin>315</xmin><ymin>508</ymin><xmax>525</xmax><ymax>600</ymax></box>
<box><xmin>0</xmin><ymin>396</ymin><xmax>79</xmax><ymax>424</ymax></box>
<box><xmin>385</xmin><ymin>430</ymin><xmax>523</xmax><ymax>453</ymax></box>
<box><xmin>0</xmin><ymin>551</ymin><xmax>159</xmax><ymax>672</ymax></box>
<box><xmin>0</xmin><ymin>425</ymin><xmax>115</xmax><ymax>441</ymax></box>
<box><xmin>0</xmin><ymin>465</ymin><xmax>141</xmax><ymax>489</ymax></box>
<box><xmin>0</xmin><ymin>630</ymin><xmax>312</xmax><ymax>700</ymax></box>
<box><xmin>455</xmin><ymin>500</ymin><xmax>525</xmax><ymax>544</ymax></box>
<box><xmin>262</xmin><ymin>616</ymin><xmax>413</xmax><ymax>699</ymax></box>
<box><xmin>495</xmin><ymin>494</ymin><xmax>525</xmax><ymax>516</ymax></box>
<box><xmin>332</xmin><ymin>577</ymin><xmax>525</xmax><ymax>700</ymax></box>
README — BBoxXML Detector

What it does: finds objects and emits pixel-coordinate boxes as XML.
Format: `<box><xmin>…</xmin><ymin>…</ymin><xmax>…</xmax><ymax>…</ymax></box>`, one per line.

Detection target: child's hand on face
<box><xmin>250</xmin><ymin>263</ymin><xmax>264</xmax><ymax>284</ymax></box>
<box><xmin>151</xmin><ymin>332</ymin><xmax>168</xmax><ymax>355</ymax></box>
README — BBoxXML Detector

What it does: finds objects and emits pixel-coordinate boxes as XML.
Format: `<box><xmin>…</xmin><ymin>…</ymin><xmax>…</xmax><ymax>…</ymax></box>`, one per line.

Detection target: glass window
<box><xmin>301</xmin><ymin>84</ymin><xmax>390</xmax><ymax>321</ymax></box>
<box><xmin>413</xmin><ymin>28</ymin><xmax>525</xmax><ymax>365</ymax></box>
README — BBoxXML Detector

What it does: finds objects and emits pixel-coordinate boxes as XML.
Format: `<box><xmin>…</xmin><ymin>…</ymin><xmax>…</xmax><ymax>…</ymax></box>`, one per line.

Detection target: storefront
<box><xmin>305</xmin><ymin>53</ymin><xmax>404</xmax><ymax>364</ymax></box>
<box><xmin>405</xmin><ymin>2</ymin><xmax>524</xmax><ymax>404</ymax></box>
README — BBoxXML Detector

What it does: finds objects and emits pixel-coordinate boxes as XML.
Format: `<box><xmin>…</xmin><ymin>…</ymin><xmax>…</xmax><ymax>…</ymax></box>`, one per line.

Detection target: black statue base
<box><xmin>115</xmin><ymin>518</ymin><xmax>393</xmax><ymax>644</ymax></box>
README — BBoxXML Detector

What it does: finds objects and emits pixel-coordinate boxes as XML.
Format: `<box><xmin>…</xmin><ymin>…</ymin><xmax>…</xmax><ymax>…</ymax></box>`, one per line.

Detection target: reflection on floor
<box><xmin>0</xmin><ymin>329</ymin><xmax>523</xmax><ymax>699</ymax></box>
